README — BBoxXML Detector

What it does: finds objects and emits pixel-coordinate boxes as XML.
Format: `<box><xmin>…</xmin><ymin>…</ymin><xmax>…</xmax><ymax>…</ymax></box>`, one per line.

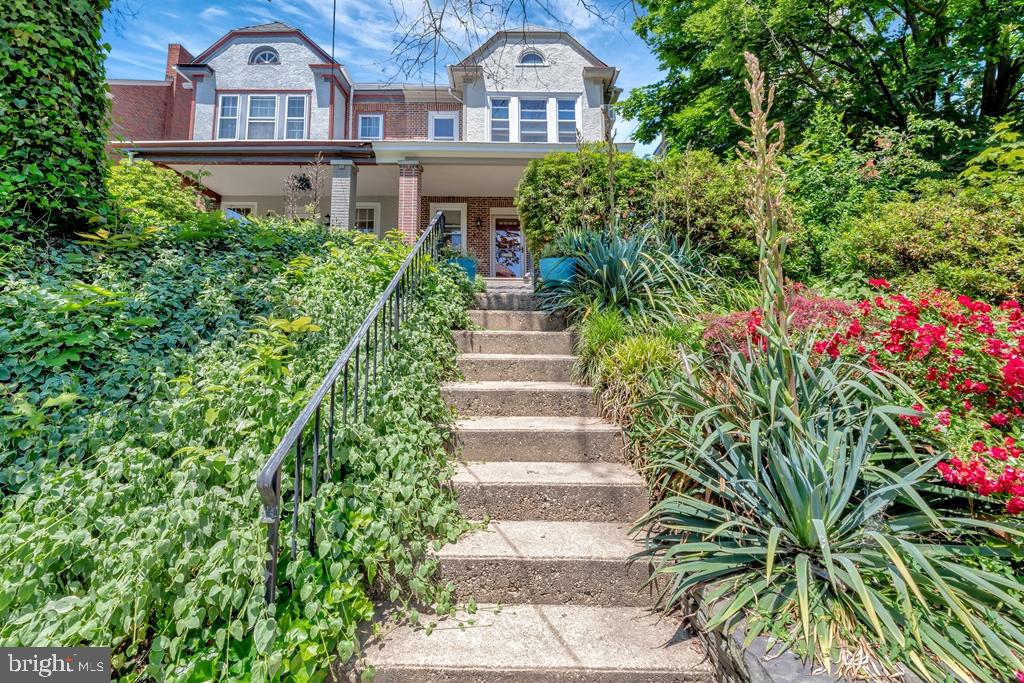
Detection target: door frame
<box><xmin>490</xmin><ymin>208</ymin><xmax>522</xmax><ymax>278</ymax></box>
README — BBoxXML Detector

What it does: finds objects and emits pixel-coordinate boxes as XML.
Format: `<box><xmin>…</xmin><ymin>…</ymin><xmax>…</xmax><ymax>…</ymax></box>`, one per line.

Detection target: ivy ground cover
<box><xmin>0</xmin><ymin>222</ymin><xmax>470</xmax><ymax>681</ymax></box>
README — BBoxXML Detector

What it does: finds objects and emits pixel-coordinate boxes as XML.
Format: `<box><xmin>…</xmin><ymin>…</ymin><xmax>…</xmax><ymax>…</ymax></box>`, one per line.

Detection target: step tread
<box><xmin>454</xmin><ymin>461</ymin><xmax>644</xmax><ymax>487</ymax></box>
<box><xmin>438</xmin><ymin>520</ymin><xmax>638</xmax><ymax>560</ymax></box>
<box><xmin>457</xmin><ymin>353</ymin><xmax>577</xmax><ymax>361</ymax></box>
<box><xmin>444</xmin><ymin>380</ymin><xmax>591</xmax><ymax>393</ymax></box>
<box><xmin>362</xmin><ymin>604</ymin><xmax>708</xmax><ymax>676</ymax></box>
<box><xmin>454</xmin><ymin>329</ymin><xmax>571</xmax><ymax>337</ymax></box>
<box><xmin>455</xmin><ymin>415</ymin><xmax>618</xmax><ymax>432</ymax></box>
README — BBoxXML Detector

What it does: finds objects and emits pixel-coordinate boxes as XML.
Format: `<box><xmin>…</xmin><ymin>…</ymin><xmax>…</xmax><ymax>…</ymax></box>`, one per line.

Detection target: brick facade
<box><xmin>420</xmin><ymin>196</ymin><xmax>517</xmax><ymax>277</ymax></box>
<box><xmin>352</xmin><ymin>98</ymin><xmax>462</xmax><ymax>140</ymax></box>
<box><xmin>397</xmin><ymin>163</ymin><xmax>423</xmax><ymax>241</ymax></box>
<box><xmin>108</xmin><ymin>44</ymin><xmax>193</xmax><ymax>142</ymax></box>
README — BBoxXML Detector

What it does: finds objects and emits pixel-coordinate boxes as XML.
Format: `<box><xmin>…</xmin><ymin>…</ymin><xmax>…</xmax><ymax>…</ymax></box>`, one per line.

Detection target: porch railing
<box><xmin>255</xmin><ymin>212</ymin><xmax>446</xmax><ymax>604</ymax></box>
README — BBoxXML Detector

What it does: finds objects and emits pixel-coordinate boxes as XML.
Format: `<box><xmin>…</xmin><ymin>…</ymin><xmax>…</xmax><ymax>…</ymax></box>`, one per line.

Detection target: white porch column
<box><xmin>329</xmin><ymin>160</ymin><xmax>358</xmax><ymax>230</ymax></box>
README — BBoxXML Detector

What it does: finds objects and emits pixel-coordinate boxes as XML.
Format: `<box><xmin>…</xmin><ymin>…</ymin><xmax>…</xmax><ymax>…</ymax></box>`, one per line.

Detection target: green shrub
<box><xmin>573</xmin><ymin>309</ymin><xmax>628</xmax><ymax>385</ymax></box>
<box><xmin>636</xmin><ymin>343</ymin><xmax>1024</xmax><ymax>681</ymax></box>
<box><xmin>830</xmin><ymin>178</ymin><xmax>1024</xmax><ymax>299</ymax></box>
<box><xmin>106</xmin><ymin>160</ymin><xmax>202</xmax><ymax>227</ymax></box>
<box><xmin>655</xmin><ymin>149</ymin><xmax>752</xmax><ymax>275</ymax></box>
<box><xmin>515</xmin><ymin>145</ymin><xmax>658</xmax><ymax>256</ymax></box>
<box><xmin>0</xmin><ymin>228</ymin><xmax>470</xmax><ymax>680</ymax></box>
<box><xmin>0</xmin><ymin>218</ymin><xmax>332</xmax><ymax>482</ymax></box>
<box><xmin>0</xmin><ymin>0</ymin><xmax>112</xmax><ymax>238</ymax></box>
<box><xmin>784</xmin><ymin>108</ymin><xmax>953</xmax><ymax>282</ymax></box>
<box><xmin>597</xmin><ymin>334</ymin><xmax>678</xmax><ymax>426</ymax></box>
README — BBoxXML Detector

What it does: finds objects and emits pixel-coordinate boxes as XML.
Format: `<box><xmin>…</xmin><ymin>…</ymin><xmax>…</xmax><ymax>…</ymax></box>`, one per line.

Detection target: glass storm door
<box><xmin>493</xmin><ymin>218</ymin><xmax>523</xmax><ymax>277</ymax></box>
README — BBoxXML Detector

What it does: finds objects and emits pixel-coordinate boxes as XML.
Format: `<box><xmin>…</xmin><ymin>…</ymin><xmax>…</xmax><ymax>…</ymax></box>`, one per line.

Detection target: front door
<box><xmin>493</xmin><ymin>217</ymin><xmax>523</xmax><ymax>278</ymax></box>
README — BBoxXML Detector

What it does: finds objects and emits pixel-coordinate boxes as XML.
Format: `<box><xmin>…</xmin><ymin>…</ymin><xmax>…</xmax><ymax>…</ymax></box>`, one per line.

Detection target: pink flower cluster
<box><xmin>703</xmin><ymin>285</ymin><xmax>854</xmax><ymax>357</ymax></box>
<box><xmin>831</xmin><ymin>282</ymin><xmax>1024</xmax><ymax>514</ymax></box>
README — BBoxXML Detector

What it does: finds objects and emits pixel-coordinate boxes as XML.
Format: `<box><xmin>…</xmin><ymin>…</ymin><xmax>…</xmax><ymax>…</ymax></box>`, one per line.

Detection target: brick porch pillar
<box><xmin>397</xmin><ymin>161</ymin><xmax>422</xmax><ymax>243</ymax></box>
<box><xmin>329</xmin><ymin>160</ymin><xmax>358</xmax><ymax>230</ymax></box>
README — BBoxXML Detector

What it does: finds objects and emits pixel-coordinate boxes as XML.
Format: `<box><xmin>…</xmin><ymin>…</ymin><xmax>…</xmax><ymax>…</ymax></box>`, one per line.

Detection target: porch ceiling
<box><xmin>420</xmin><ymin>163</ymin><xmax>526</xmax><ymax>197</ymax></box>
<box><xmin>166</xmin><ymin>163</ymin><xmax>321</xmax><ymax>196</ymax></box>
<box><xmin>164</xmin><ymin>162</ymin><xmax>525</xmax><ymax>199</ymax></box>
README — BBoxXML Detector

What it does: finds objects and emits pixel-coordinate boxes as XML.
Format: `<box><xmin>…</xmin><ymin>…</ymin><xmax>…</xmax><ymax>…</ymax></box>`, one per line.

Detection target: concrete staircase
<box><xmin>357</xmin><ymin>279</ymin><xmax>710</xmax><ymax>681</ymax></box>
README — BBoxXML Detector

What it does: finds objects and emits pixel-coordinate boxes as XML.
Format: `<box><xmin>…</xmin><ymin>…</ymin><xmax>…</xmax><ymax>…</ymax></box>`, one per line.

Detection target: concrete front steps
<box><xmin>362</xmin><ymin>604</ymin><xmax>708</xmax><ymax>682</ymax></box>
<box><xmin>356</xmin><ymin>281</ymin><xmax>710</xmax><ymax>682</ymax></box>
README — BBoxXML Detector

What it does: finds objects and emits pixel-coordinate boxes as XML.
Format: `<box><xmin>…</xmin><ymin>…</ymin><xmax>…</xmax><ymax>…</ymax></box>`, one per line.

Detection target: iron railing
<box><xmin>256</xmin><ymin>211</ymin><xmax>446</xmax><ymax>603</ymax></box>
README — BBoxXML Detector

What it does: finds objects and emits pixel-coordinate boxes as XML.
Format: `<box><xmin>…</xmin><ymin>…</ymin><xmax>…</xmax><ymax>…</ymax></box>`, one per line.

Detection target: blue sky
<box><xmin>102</xmin><ymin>0</ymin><xmax>662</xmax><ymax>153</ymax></box>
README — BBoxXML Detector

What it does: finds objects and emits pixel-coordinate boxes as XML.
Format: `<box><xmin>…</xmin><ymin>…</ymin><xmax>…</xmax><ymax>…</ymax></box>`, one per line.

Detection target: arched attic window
<box><xmin>249</xmin><ymin>47</ymin><xmax>280</xmax><ymax>65</ymax></box>
<box><xmin>518</xmin><ymin>50</ymin><xmax>545</xmax><ymax>66</ymax></box>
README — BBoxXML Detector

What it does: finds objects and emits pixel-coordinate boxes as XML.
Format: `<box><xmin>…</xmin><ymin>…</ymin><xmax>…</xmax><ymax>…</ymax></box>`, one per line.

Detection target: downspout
<box><xmin>448</xmin><ymin>87</ymin><xmax>464</xmax><ymax>140</ymax></box>
<box><xmin>348</xmin><ymin>87</ymin><xmax>354</xmax><ymax>139</ymax></box>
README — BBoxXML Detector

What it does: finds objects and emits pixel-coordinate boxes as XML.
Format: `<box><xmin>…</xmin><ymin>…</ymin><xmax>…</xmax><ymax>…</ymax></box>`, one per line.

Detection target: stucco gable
<box><xmin>191</xmin><ymin>23</ymin><xmax>334</xmax><ymax>65</ymax></box>
<box><xmin>456</xmin><ymin>27</ymin><xmax>607</xmax><ymax>68</ymax></box>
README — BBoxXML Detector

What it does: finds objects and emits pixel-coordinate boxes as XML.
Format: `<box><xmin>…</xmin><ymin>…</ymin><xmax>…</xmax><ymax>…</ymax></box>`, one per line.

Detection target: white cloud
<box><xmin>199</xmin><ymin>6</ymin><xmax>229</xmax><ymax>21</ymax></box>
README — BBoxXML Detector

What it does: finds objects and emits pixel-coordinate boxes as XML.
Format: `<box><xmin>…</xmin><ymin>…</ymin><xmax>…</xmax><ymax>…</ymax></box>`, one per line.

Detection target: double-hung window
<box><xmin>354</xmin><ymin>203</ymin><xmax>379</xmax><ymax>234</ymax></box>
<box><xmin>217</xmin><ymin>95</ymin><xmax>239</xmax><ymax>139</ymax></box>
<box><xmin>557</xmin><ymin>98</ymin><xmax>577</xmax><ymax>143</ymax></box>
<box><xmin>285</xmin><ymin>95</ymin><xmax>306</xmax><ymax>139</ymax></box>
<box><xmin>358</xmin><ymin>114</ymin><xmax>383</xmax><ymax>140</ymax></box>
<box><xmin>519</xmin><ymin>99</ymin><xmax>548</xmax><ymax>143</ymax></box>
<box><xmin>490</xmin><ymin>98</ymin><xmax>510</xmax><ymax>142</ymax></box>
<box><xmin>247</xmin><ymin>95</ymin><xmax>277</xmax><ymax>139</ymax></box>
<box><xmin>429</xmin><ymin>112</ymin><xmax>458</xmax><ymax>141</ymax></box>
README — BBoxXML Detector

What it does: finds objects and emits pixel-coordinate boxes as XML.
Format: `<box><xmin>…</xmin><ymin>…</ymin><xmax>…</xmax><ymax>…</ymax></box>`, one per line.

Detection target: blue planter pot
<box><xmin>540</xmin><ymin>256</ymin><xmax>577</xmax><ymax>284</ymax></box>
<box><xmin>449</xmin><ymin>257</ymin><xmax>477</xmax><ymax>281</ymax></box>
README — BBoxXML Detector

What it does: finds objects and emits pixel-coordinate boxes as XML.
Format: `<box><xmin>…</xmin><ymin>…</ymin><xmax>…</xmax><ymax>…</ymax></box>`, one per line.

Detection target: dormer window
<box><xmin>518</xmin><ymin>50</ymin><xmax>545</xmax><ymax>66</ymax></box>
<box><xmin>249</xmin><ymin>47</ymin><xmax>280</xmax><ymax>65</ymax></box>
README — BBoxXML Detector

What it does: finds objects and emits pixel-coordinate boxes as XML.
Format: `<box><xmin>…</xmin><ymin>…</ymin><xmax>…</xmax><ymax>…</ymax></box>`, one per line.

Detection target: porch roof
<box><xmin>110</xmin><ymin>139</ymin><xmax>374</xmax><ymax>165</ymax></box>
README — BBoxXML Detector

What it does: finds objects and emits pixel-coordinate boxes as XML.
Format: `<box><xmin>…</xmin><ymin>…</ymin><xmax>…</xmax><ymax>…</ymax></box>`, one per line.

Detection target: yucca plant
<box><xmin>537</xmin><ymin>228</ymin><xmax>704</xmax><ymax>324</ymax></box>
<box><xmin>636</xmin><ymin>342</ymin><xmax>1024</xmax><ymax>681</ymax></box>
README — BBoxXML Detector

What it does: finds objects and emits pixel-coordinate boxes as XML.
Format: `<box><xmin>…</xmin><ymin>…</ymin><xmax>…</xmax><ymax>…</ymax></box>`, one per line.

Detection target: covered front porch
<box><xmin>118</xmin><ymin>140</ymin><xmax>557</xmax><ymax>278</ymax></box>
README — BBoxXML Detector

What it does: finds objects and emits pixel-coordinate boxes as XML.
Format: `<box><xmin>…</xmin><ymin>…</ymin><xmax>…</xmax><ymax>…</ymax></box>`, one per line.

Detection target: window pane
<box><xmin>440</xmin><ymin>208</ymin><xmax>463</xmax><ymax>249</ymax></box>
<box><xmin>520</xmin><ymin>99</ymin><xmax>547</xmax><ymax>142</ymax></box>
<box><xmin>519</xmin><ymin>52</ymin><xmax>544</xmax><ymax>65</ymax></box>
<box><xmin>220</xmin><ymin>96</ymin><xmax>238</xmax><ymax>117</ymax></box>
<box><xmin>355</xmin><ymin>207</ymin><xmax>375</xmax><ymax>233</ymax></box>
<box><xmin>248</xmin><ymin>121</ymin><xmax>275</xmax><ymax>139</ymax></box>
<box><xmin>433</xmin><ymin>117</ymin><xmax>455</xmax><ymax>140</ymax></box>
<box><xmin>359</xmin><ymin>116</ymin><xmax>381</xmax><ymax>139</ymax></box>
<box><xmin>558</xmin><ymin>122</ymin><xmax>576</xmax><ymax>143</ymax></box>
<box><xmin>248</xmin><ymin>96</ymin><xmax>276</xmax><ymax>118</ymax></box>
<box><xmin>285</xmin><ymin>120</ymin><xmax>305</xmax><ymax>139</ymax></box>
<box><xmin>286</xmin><ymin>97</ymin><xmax>305</xmax><ymax>118</ymax></box>
<box><xmin>520</xmin><ymin>100</ymin><xmax>546</xmax><ymax>119</ymax></box>
<box><xmin>557</xmin><ymin>99</ymin><xmax>575</xmax><ymax>120</ymax></box>
<box><xmin>491</xmin><ymin>124</ymin><xmax>509</xmax><ymax>142</ymax></box>
<box><xmin>218</xmin><ymin>118</ymin><xmax>237</xmax><ymax>139</ymax></box>
<box><xmin>491</xmin><ymin>98</ymin><xmax>509</xmax><ymax>119</ymax></box>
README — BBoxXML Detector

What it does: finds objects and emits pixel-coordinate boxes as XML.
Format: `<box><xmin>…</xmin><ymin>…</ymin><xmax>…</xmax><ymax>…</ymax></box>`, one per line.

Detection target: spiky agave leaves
<box><xmin>634</xmin><ymin>347</ymin><xmax>1024</xmax><ymax>681</ymax></box>
<box><xmin>537</xmin><ymin>229</ymin><xmax>705</xmax><ymax>325</ymax></box>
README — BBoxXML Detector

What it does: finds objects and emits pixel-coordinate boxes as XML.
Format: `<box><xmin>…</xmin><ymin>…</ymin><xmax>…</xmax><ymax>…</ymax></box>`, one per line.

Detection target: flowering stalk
<box><xmin>731</xmin><ymin>53</ymin><xmax>796</xmax><ymax>413</ymax></box>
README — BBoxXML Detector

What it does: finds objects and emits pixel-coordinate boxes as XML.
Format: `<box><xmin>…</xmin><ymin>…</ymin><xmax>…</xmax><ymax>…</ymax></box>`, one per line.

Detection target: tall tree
<box><xmin>621</xmin><ymin>0</ymin><xmax>1024</xmax><ymax>152</ymax></box>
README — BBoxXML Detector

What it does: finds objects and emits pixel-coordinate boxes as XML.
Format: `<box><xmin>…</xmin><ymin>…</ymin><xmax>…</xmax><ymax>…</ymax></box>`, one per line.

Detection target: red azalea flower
<box><xmin>868</xmin><ymin>278</ymin><xmax>891</xmax><ymax>288</ymax></box>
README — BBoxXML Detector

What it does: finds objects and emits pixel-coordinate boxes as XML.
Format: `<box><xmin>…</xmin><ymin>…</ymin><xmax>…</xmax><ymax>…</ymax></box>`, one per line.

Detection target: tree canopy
<box><xmin>620</xmin><ymin>0</ymin><xmax>1024</xmax><ymax>153</ymax></box>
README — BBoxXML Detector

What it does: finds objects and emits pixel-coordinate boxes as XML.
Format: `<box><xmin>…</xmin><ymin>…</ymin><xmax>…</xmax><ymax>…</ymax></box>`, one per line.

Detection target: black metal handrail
<box><xmin>256</xmin><ymin>211</ymin><xmax>445</xmax><ymax>603</ymax></box>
